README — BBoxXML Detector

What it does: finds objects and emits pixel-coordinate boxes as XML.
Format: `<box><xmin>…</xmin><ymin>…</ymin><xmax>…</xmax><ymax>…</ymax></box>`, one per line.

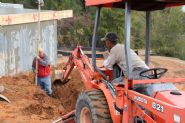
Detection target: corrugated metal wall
<box><xmin>0</xmin><ymin>20</ymin><xmax>57</xmax><ymax>76</ymax></box>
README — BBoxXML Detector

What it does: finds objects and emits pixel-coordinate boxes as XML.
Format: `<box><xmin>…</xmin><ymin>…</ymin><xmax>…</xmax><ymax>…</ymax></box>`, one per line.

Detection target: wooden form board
<box><xmin>0</xmin><ymin>10</ymin><xmax>73</xmax><ymax>26</ymax></box>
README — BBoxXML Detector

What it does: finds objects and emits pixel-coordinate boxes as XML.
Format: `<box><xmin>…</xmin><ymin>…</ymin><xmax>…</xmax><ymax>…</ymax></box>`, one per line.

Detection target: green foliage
<box><xmin>99</xmin><ymin>8</ymin><xmax>124</xmax><ymax>43</ymax></box>
<box><xmin>1</xmin><ymin>1</ymin><xmax>185</xmax><ymax>60</ymax></box>
<box><xmin>152</xmin><ymin>8</ymin><xmax>185</xmax><ymax>60</ymax></box>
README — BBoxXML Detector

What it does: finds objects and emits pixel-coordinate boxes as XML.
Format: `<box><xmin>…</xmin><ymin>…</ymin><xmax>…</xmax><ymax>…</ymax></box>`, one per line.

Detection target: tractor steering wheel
<box><xmin>139</xmin><ymin>68</ymin><xmax>168</xmax><ymax>79</ymax></box>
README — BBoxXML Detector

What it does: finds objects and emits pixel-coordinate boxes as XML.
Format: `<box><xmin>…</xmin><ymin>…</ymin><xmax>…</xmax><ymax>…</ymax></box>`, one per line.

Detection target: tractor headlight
<box><xmin>174</xmin><ymin>114</ymin><xmax>180</xmax><ymax>123</ymax></box>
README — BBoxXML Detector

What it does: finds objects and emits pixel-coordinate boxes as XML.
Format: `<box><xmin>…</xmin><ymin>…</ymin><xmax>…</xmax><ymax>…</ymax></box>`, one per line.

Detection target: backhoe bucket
<box><xmin>53</xmin><ymin>70</ymin><xmax>71</xmax><ymax>85</ymax></box>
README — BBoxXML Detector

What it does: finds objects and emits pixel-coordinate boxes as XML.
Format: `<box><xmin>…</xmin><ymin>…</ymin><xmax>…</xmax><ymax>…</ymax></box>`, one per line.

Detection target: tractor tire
<box><xmin>76</xmin><ymin>89</ymin><xmax>113</xmax><ymax>123</ymax></box>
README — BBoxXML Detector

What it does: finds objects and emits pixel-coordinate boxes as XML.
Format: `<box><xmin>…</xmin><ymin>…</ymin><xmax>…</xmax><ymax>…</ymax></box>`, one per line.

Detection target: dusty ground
<box><xmin>0</xmin><ymin>55</ymin><xmax>185</xmax><ymax>123</ymax></box>
<box><xmin>0</xmin><ymin>63</ymin><xmax>85</xmax><ymax>123</ymax></box>
<box><xmin>150</xmin><ymin>56</ymin><xmax>185</xmax><ymax>90</ymax></box>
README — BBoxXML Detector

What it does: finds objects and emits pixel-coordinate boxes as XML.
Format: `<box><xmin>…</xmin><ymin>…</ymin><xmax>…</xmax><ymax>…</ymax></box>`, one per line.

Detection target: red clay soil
<box><xmin>0</xmin><ymin>55</ymin><xmax>185</xmax><ymax>123</ymax></box>
<box><xmin>52</xmin><ymin>68</ymin><xmax>85</xmax><ymax>113</ymax></box>
<box><xmin>0</xmin><ymin>67</ymin><xmax>85</xmax><ymax>123</ymax></box>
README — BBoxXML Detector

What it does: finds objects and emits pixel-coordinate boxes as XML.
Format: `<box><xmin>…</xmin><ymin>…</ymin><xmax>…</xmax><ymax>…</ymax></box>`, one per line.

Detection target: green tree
<box><xmin>1</xmin><ymin>0</ymin><xmax>185</xmax><ymax>59</ymax></box>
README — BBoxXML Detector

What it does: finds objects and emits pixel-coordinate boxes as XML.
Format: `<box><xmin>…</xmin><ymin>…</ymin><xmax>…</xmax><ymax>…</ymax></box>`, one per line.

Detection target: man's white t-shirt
<box><xmin>103</xmin><ymin>43</ymin><xmax>149</xmax><ymax>73</ymax></box>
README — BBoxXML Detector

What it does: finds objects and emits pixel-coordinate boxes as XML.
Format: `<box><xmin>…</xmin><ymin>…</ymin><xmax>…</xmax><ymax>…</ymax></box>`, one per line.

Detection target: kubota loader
<box><xmin>55</xmin><ymin>0</ymin><xmax>185</xmax><ymax>123</ymax></box>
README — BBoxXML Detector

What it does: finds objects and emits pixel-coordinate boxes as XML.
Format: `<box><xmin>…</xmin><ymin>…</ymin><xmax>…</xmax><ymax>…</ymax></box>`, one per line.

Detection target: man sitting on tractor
<box><xmin>101</xmin><ymin>32</ymin><xmax>149</xmax><ymax>80</ymax></box>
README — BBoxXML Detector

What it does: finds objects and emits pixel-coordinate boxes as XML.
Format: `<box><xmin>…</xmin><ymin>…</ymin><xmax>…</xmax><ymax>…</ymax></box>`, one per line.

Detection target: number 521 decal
<box><xmin>152</xmin><ymin>102</ymin><xmax>164</xmax><ymax>113</ymax></box>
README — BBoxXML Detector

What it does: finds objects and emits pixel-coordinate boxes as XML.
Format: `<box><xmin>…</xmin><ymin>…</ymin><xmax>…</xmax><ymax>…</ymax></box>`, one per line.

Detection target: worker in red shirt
<box><xmin>32</xmin><ymin>48</ymin><xmax>52</xmax><ymax>96</ymax></box>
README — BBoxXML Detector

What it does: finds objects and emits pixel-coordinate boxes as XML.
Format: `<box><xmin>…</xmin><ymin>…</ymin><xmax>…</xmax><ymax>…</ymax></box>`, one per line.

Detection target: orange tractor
<box><xmin>57</xmin><ymin>0</ymin><xmax>185</xmax><ymax>123</ymax></box>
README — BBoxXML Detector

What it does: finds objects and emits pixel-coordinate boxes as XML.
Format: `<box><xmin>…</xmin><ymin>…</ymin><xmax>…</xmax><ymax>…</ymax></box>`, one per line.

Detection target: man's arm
<box><xmin>103</xmin><ymin>51</ymin><xmax>116</xmax><ymax>70</ymax></box>
<box><xmin>103</xmin><ymin>51</ymin><xmax>109</xmax><ymax>59</ymax></box>
<box><xmin>39</xmin><ymin>55</ymin><xmax>50</xmax><ymax>66</ymax></box>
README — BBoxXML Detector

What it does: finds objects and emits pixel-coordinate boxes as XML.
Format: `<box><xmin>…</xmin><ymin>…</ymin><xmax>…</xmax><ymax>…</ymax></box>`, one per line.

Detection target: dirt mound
<box><xmin>24</xmin><ymin>103</ymin><xmax>43</xmax><ymax>115</ymax></box>
<box><xmin>23</xmin><ymin>103</ymin><xmax>54</xmax><ymax>119</ymax></box>
<box><xmin>33</xmin><ymin>91</ymin><xmax>46</xmax><ymax>101</ymax></box>
<box><xmin>52</xmin><ymin>68</ymin><xmax>85</xmax><ymax>113</ymax></box>
<box><xmin>0</xmin><ymin>65</ymin><xmax>84</xmax><ymax>123</ymax></box>
<box><xmin>25</xmin><ymin>91</ymin><xmax>55</xmax><ymax>118</ymax></box>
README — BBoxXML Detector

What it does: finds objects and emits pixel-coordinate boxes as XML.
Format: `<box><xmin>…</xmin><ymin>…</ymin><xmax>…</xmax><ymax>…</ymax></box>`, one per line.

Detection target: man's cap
<box><xmin>101</xmin><ymin>32</ymin><xmax>118</xmax><ymax>42</ymax></box>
